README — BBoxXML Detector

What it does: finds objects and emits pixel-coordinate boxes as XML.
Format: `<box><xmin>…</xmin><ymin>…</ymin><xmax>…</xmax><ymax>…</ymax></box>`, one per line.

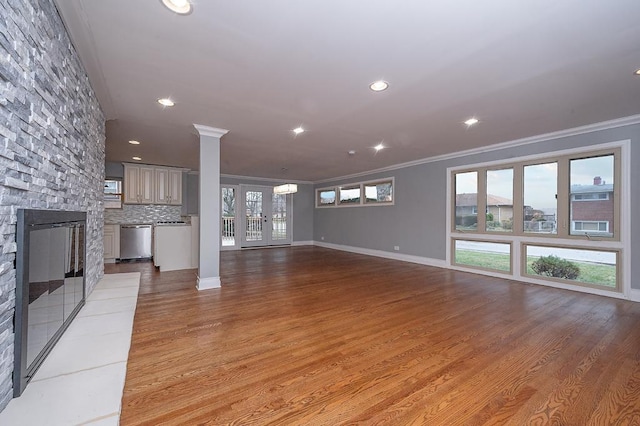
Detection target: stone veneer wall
<box><xmin>104</xmin><ymin>204</ymin><xmax>184</xmax><ymax>224</ymax></box>
<box><xmin>0</xmin><ymin>0</ymin><xmax>105</xmax><ymax>410</ymax></box>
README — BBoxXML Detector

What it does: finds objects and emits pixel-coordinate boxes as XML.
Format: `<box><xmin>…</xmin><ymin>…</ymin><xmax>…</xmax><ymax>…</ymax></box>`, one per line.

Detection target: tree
<box><xmin>222</xmin><ymin>188</ymin><xmax>235</xmax><ymax>217</ymax></box>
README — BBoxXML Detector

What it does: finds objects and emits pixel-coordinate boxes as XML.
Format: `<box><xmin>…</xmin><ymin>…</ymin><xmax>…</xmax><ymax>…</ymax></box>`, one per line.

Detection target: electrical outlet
<box><xmin>394</xmin><ymin>245</ymin><xmax>400</xmax><ymax>251</ymax></box>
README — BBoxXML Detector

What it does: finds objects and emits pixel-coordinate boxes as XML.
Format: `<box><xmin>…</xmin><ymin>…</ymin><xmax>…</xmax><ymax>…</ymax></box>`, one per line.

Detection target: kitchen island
<box><xmin>153</xmin><ymin>218</ymin><xmax>199</xmax><ymax>272</ymax></box>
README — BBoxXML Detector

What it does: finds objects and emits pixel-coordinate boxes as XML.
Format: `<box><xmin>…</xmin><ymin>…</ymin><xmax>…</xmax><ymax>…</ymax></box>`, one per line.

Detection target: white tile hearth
<box><xmin>0</xmin><ymin>272</ymin><xmax>140</xmax><ymax>426</ymax></box>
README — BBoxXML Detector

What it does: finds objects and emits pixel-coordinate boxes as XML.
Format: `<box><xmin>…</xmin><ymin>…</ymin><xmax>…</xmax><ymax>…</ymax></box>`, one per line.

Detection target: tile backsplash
<box><xmin>104</xmin><ymin>204</ymin><xmax>183</xmax><ymax>224</ymax></box>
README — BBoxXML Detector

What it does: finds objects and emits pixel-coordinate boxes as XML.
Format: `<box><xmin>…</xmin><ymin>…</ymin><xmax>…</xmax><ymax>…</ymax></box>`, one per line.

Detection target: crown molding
<box><xmin>314</xmin><ymin>114</ymin><xmax>640</xmax><ymax>184</ymax></box>
<box><xmin>220</xmin><ymin>174</ymin><xmax>313</xmax><ymax>185</ymax></box>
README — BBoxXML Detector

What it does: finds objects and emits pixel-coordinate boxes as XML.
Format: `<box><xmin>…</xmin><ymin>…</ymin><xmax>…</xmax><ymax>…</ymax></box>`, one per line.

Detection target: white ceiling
<box><xmin>55</xmin><ymin>0</ymin><xmax>640</xmax><ymax>181</ymax></box>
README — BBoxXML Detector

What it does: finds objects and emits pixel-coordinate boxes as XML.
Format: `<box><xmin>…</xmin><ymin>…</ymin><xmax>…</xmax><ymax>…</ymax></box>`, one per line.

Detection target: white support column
<box><xmin>193</xmin><ymin>124</ymin><xmax>229</xmax><ymax>290</ymax></box>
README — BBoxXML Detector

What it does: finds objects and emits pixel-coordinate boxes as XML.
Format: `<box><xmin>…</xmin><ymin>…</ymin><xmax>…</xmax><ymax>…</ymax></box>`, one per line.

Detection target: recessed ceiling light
<box><xmin>293</xmin><ymin>127</ymin><xmax>305</xmax><ymax>135</ymax></box>
<box><xmin>464</xmin><ymin>117</ymin><xmax>479</xmax><ymax>126</ymax></box>
<box><xmin>635</xmin><ymin>68</ymin><xmax>640</xmax><ymax>76</ymax></box>
<box><xmin>374</xmin><ymin>143</ymin><xmax>385</xmax><ymax>151</ymax></box>
<box><xmin>157</xmin><ymin>98</ymin><xmax>175</xmax><ymax>107</ymax></box>
<box><xmin>128</xmin><ymin>140</ymin><xmax>141</xmax><ymax>145</ymax></box>
<box><xmin>132</xmin><ymin>156</ymin><xmax>142</xmax><ymax>161</ymax></box>
<box><xmin>369</xmin><ymin>80</ymin><xmax>389</xmax><ymax>92</ymax></box>
<box><xmin>160</xmin><ymin>0</ymin><xmax>192</xmax><ymax>15</ymax></box>
<box><xmin>348</xmin><ymin>150</ymin><xmax>356</xmax><ymax>155</ymax></box>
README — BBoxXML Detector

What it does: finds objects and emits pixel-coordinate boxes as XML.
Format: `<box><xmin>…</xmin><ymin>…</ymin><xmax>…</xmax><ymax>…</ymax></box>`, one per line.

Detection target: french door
<box><xmin>240</xmin><ymin>185</ymin><xmax>292</xmax><ymax>247</ymax></box>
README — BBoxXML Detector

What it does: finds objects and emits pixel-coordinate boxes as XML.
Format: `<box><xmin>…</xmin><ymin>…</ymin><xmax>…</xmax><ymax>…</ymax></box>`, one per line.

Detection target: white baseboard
<box><xmin>292</xmin><ymin>240</ymin><xmax>314</xmax><ymax>246</ymax></box>
<box><xmin>631</xmin><ymin>289</ymin><xmax>640</xmax><ymax>302</ymax></box>
<box><xmin>197</xmin><ymin>276</ymin><xmax>221</xmax><ymax>290</ymax></box>
<box><xmin>314</xmin><ymin>241</ymin><xmax>447</xmax><ymax>268</ymax></box>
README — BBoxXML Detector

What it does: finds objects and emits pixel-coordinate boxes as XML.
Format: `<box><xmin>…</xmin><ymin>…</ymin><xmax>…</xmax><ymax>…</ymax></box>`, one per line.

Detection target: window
<box><xmin>316</xmin><ymin>178</ymin><xmax>394</xmax><ymax>208</ymax></box>
<box><xmin>453</xmin><ymin>239</ymin><xmax>511</xmax><ymax>272</ymax></box>
<box><xmin>523</xmin><ymin>162</ymin><xmax>557</xmax><ymax>235</ymax></box>
<box><xmin>104</xmin><ymin>179</ymin><xmax>122</xmax><ymax>209</ymax></box>
<box><xmin>523</xmin><ymin>244</ymin><xmax>618</xmax><ymax>290</ymax></box>
<box><xmin>339</xmin><ymin>185</ymin><xmax>361</xmax><ymax>205</ymax></box>
<box><xmin>449</xmin><ymin>144</ymin><xmax>623</xmax><ymax>293</ymax></box>
<box><xmin>569</xmin><ymin>154</ymin><xmax>615</xmax><ymax>237</ymax></box>
<box><xmin>572</xmin><ymin>221</ymin><xmax>608</xmax><ymax>232</ymax></box>
<box><xmin>364</xmin><ymin>181</ymin><xmax>393</xmax><ymax>204</ymax></box>
<box><xmin>573</xmin><ymin>193</ymin><xmax>608</xmax><ymax>201</ymax></box>
<box><xmin>317</xmin><ymin>189</ymin><xmax>336</xmax><ymax>207</ymax></box>
<box><xmin>486</xmin><ymin>168</ymin><xmax>513</xmax><ymax>233</ymax></box>
<box><xmin>454</xmin><ymin>171</ymin><xmax>478</xmax><ymax>231</ymax></box>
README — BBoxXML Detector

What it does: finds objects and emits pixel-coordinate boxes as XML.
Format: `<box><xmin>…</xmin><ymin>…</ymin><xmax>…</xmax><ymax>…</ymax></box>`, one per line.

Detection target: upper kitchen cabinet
<box><xmin>124</xmin><ymin>164</ymin><xmax>155</xmax><ymax>204</ymax></box>
<box><xmin>155</xmin><ymin>167</ymin><xmax>183</xmax><ymax>205</ymax></box>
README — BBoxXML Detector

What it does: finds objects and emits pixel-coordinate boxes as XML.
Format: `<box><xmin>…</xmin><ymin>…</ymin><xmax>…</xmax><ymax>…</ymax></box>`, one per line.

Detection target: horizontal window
<box><xmin>339</xmin><ymin>185</ymin><xmax>361</xmax><ymax>205</ymax></box>
<box><xmin>364</xmin><ymin>181</ymin><xmax>393</xmax><ymax>204</ymax></box>
<box><xmin>317</xmin><ymin>189</ymin><xmax>336</xmax><ymax>207</ymax></box>
<box><xmin>316</xmin><ymin>178</ymin><xmax>394</xmax><ymax>208</ymax></box>
<box><xmin>453</xmin><ymin>239</ymin><xmax>511</xmax><ymax>273</ymax></box>
<box><xmin>523</xmin><ymin>244</ymin><xmax>618</xmax><ymax>290</ymax></box>
<box><xmin>573</xmin><ymin>221</ymin><xmax>608</xmax><ymax>232</ymax></box>
<box><xmin>572</xmin><ymin>193</ymin><xmax>609</xmax><ymax>201</ymax></box>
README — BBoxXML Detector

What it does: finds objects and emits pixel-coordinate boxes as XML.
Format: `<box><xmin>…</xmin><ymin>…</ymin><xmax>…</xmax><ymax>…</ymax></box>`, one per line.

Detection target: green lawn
<box><xmin>455</xmin><ymin>249</ymin><xmax>616</xmax><ymax>287</ymax></box>
<box><xmin>454</xmin><ymin>250</ymin><xmax>511</xmax><ymax>272</ymax></box>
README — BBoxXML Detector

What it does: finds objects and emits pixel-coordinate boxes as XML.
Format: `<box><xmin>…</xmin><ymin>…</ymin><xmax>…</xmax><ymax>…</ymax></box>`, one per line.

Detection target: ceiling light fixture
<box><xmin>157</xmin><ymin>98</ymin><xmax>175</xmax><ymax>107</ymax></box>
<box><xmin>274</xmin><ymin>184</ymin><xmax>298</xmax><ymax>195</ymax></box>
<box><xmin>160</xmin><ymin>0</ymin><xmax>193</xmax><ymax>15</ymax></box>
<box><xmin>128</xmin><ymin>140</ymin><xmax>141</xmax><ymax>145</ymax></box>
<box><xmin>464</xmin><ymin>117</ymin><xmax>479</xmax><ymax>126</ymax></box>
<box><xmin>132</xmin><ymin>156</ymin><xmax>142</xmax><ymax>161</ymax></box>
<box><xmin>374</xmin><ymin>143</ymin><xmax>385</xmax><ymax>151</ymax></box>
<box><xmin>369</xmin><ymin>80</ymin><xmax>389</xmax><ymax>92</ymax></box>
<box><xmin>348</xmin><ymin>150</ymin><xmax>356</xmax><ymax>155</ymax></box>
<box><xmin>635</xmin><ymin>68</ymin><xmax>640</xmax><ymax>76</ymax></box>
<box><xmin>293</xmin><ymin>127</ymin><xmax>305</xmax><ymax>135</ymax></box>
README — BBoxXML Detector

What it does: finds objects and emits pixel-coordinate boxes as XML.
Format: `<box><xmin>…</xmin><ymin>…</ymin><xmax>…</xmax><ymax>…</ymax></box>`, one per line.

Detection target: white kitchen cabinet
<box><xmin>155</xmin><ymin>167</ymin><xmax>182</xmax><ymax>205</ymax></box>
<box><xmin>124</xmin><ymin>164</ymin><xmax>155</xmax><ymax>204</ymax></box>
<box><xmin>103</xmin><ymin>224</ymin><xmax>120</xmax><ymax>261</ymax></box>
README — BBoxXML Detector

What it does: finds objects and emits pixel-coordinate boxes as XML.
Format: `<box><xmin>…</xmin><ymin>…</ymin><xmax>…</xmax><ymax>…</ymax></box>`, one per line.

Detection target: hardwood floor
<box><xmin>109</xmin><ymin>246</ymin><xmax>640</xmax><ymax>425</ymax></box>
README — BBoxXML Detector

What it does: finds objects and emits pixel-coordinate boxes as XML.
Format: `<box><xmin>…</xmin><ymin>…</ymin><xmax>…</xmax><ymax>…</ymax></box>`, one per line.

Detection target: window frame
<box><xmin>521</xmin><ymin>242</ymin><xmax>621</xmax><ymax>292</ymax></box>
<box><xmin>316</xmin><ymin>187</ymin><xmax>337</xmax><ymax>207</ymax></box>
<box><xmin>452</xmin><ymin>238</ymin><xmax>513</xmax><ymax>274</ymax></box>
<box><xmin>446</xmin><ymin>141</ymin><xmax>627</xmax><ymax>297</ymax></box>
<box><xmin>315</xmin><ymin>177</ymin><xmax>395</xmax><ymax>208</ymax></box>
<box><xmin>450</xmin><ymin>148</ymin><xmax>620</xmax><ymax>242</ymax></box>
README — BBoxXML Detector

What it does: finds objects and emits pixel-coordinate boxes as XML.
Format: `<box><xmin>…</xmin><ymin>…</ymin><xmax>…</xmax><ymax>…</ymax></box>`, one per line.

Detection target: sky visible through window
<box><xmin>456</xmin><ymin>156</ymin><xmax>613</xmax><ymax>209</ymax></box>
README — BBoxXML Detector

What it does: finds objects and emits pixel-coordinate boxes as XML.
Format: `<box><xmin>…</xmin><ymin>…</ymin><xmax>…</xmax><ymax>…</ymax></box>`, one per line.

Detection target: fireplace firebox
<box><xmin>13</xmin><ymin>209</ymin><xmax>86</xmax><ymax>397</ymax></box>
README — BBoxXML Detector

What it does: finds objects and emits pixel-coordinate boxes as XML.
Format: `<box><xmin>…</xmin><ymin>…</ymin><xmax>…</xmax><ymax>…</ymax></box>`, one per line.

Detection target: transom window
<box><xmin>316</xmin><ymin>178</ymin><xmax>394</xmax><ymax>208</ymax></box>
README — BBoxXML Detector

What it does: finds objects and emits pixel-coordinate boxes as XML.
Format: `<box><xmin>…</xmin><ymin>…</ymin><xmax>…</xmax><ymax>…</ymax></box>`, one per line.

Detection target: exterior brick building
<box><xmin>570</xmin><ymin>176</ymin><xmax>614</xmax><ymax>235</ymax></box>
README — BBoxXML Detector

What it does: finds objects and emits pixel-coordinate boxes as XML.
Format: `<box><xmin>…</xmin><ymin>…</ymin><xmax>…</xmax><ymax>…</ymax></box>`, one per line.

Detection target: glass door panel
<box><xmin>272</xmin><ymin>193</ymin><xmax>288</xmax><ymax>242</ymax></box>
<box><xmin>221</xmin><ymin>187</ymin><xmax>237</xmax><ymax>247</ymax></box>
<box><xmin>244</xmin><ymin>190</ymin><xmax>264</xmax><ymax>244</ymax></box>
<box><xmin>241</xmin><ymin>185</ymin><xmax>292</xmax><ymax>247</ymax></box>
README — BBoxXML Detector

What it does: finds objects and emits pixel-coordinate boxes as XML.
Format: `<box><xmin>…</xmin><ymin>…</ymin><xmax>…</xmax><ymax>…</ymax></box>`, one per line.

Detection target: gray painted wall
<box><xmin>0</xmin><ymin>0</ymin><xmax>105</xmax><ymax>409</ymax></box>
<box><xmin>314</xmin><ymin>123</ymin><xmax>640</xmax><ymax>290</ymax></box>
<box><xmin>105</xmin><ymin>161</ymin><xmax>124</xmax><ymax>179</ymax></box>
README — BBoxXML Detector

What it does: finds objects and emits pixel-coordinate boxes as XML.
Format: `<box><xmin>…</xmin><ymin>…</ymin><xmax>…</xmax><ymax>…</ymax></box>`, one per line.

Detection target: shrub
<box><xmin>455</xmin><ymin>215</ymin><xmax>477</xmax><ymax>227</ymax></box>
<box><xmin>531</xmin><ymin>255</ymin><xmax>580</xmax><ymax>280</ymax></box>
<box><xmin>486</xmin><ymin>212</ymin><xmax>494</xmax><ymax>222</ymax></box>
<box><xmin>501</xmin><ymin>219</ymin><xmax>513</xmax><ymax>230</ymax></box>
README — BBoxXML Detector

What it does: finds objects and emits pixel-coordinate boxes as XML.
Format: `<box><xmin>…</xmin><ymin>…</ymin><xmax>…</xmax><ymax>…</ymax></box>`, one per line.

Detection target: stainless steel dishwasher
<box><xmin>120</xmin><ymin>224</ymin><xmax>152</xmax><ymax>259</ymax></box>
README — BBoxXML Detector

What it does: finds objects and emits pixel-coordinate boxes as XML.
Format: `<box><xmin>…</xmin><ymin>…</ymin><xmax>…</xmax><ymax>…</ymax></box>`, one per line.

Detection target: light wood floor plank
<box><xmin>107</xmin><ymin>246</ymin><xmax>640</xmax><ymax>425</ymax></box>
